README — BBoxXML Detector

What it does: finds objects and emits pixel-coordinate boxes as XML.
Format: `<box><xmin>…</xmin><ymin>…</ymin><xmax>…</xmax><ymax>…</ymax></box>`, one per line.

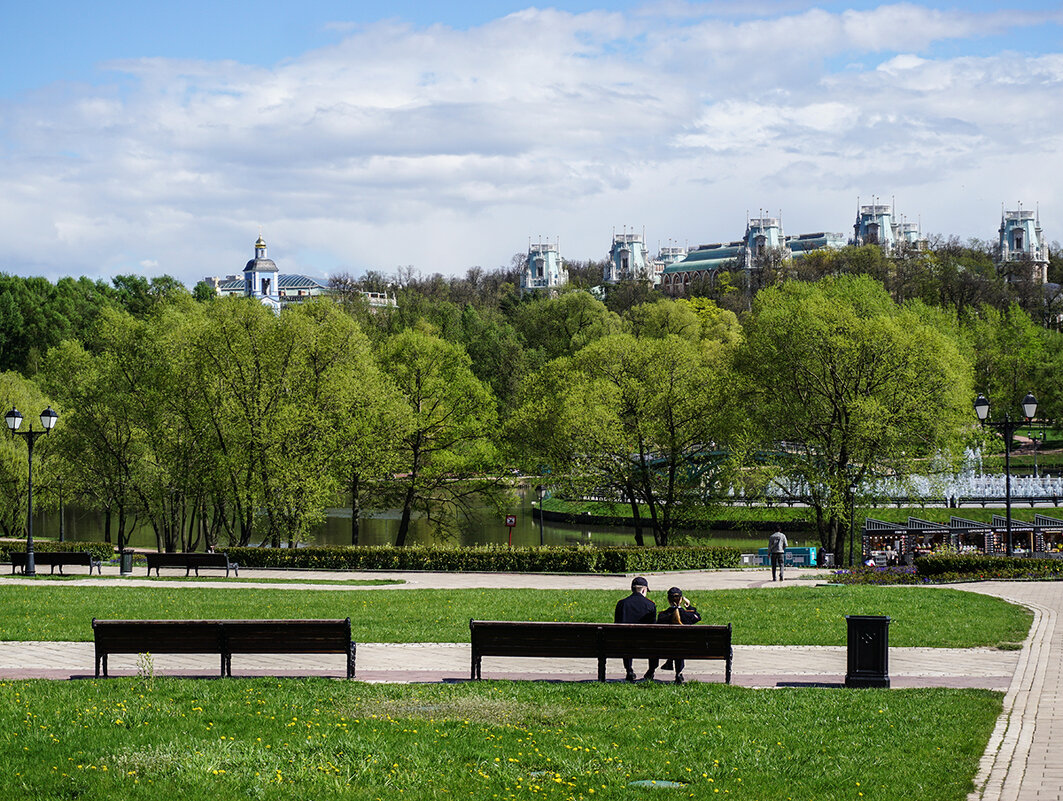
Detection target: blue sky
<box><xmin>2</xmin><ymin>1</ymin><xmax>1062</xmax><ymax>283</ymax></box>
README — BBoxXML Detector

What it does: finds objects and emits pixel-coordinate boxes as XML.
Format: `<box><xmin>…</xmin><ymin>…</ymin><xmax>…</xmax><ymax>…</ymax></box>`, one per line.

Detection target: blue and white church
<box><xmin>206</xmin><ymin>236</ymin><xmax>329</xmax><ymax>309</ymax></box>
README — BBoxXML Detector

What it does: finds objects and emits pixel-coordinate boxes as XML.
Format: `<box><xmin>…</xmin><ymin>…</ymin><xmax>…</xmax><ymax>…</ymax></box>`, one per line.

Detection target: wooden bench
<box><xmin>144</xmin><ymin>552</ymin><xmax>239</xmax><ymax>577</ymax></box>
<box><xmin>10</xmin><ymin>551</ymin><xmax>102</xmax><ymax>575</ymax></box>
<box><xmin>469</xmin><ymin>620</ymin><xmax>732</xmax><ymax>683</ymax></box>
<box><xmin>92</xmin><ymin>618</ymin><xmax>356</xmax><ymax>678</ymax></box>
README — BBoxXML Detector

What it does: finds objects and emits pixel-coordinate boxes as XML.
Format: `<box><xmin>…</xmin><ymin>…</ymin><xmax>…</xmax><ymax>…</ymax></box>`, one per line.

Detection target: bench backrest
<box><xmin>11</xmin><ymin>551</ymin><xmax>92</xmax><ymax>566</ymax></box>
<box><xmin>145</xmin><ymin>552</ymin><xmax>231</xmax><ymax>567</ymax></box>
<box><xmin>470</xmin><ymin>621</ymin><xmax>731</xmax><ymax>659</ymax></box>
<box><xmin>224</xmin><ymin>619</ymin><xmax>351</xmax><ymax>654</ymax></box>
<box><xmin>599</xmin><ymin>623</ymin><xmax>731</xmax><ymax>659</ymax></box>
<box><xmin>92</xmin><ymin>619</ymin><xmax>351</xmax><ymax>654</ymax></box>
<box><xmin>93</xmin><ymin>620</ymin><xmax>223</xmax><ymax>653</ymax></box>
<box><xmin>471</xmin><ymin>621</ymin><xmax>603</xmax><ymax>658</ymax></box>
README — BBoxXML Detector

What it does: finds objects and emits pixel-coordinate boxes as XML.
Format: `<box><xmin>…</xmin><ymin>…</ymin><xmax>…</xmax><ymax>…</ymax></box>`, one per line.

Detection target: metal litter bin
<box><xmin>845</xmin><ymin>615</ymin><xmax>890</xmax><ymax>688</ymax></box>
<box><xmin>119</xmin><ymin>549</ymin><xmax>133</xmax><ymax>576</ymax></box>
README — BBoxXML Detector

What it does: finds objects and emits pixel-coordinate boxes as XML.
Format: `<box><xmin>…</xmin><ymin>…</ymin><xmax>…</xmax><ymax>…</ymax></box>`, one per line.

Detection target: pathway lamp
<box><xmin>974</xmin><ymin>393</ymin><xmax>1036</xmax><ymax>557</ymax></box>
<box><xmin>4</xmin><ymin>406</ymin><xmax>59</xmax><ymax>576</ymax></box>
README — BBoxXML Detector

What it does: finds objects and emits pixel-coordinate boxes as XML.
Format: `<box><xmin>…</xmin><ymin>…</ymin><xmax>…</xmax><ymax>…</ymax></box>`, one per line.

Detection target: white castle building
<box><xmin>996</xmin><ymin>204</ymin><xmax>1050</xmax><ymax>283</ymax></box>
<box><xmin>520</xmin><ymin>239</ymin><xmax>567</xmax><ymax>296</ymax></box>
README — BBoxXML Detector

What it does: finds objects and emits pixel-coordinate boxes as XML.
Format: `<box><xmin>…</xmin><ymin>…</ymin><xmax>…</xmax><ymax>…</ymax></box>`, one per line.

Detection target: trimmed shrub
<box><xmin>0</xmin><ymin>540</ymin><xmax>114</xmax><ymax>564</ymax></box>
<box><xmin>224</xmin><ymin>544</ymin><xmax>742</xmax><ymax>573</ymax></box>
<box><xmin>916</xmin><ymin>554</ymin><xmax>1063</xmax><ymax>580</ymax></box>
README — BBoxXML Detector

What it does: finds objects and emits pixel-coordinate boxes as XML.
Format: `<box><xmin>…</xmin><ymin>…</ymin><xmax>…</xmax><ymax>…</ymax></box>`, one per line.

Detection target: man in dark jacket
<box><xmin>614</xmin><ymin>576</ymin><xmax>658</xmax><ymax>682</ymax></box>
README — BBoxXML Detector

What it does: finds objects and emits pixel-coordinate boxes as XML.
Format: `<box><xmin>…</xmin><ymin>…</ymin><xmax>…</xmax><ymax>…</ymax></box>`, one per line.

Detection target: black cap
<box><xmin>667</xmin><ymin>587</ymin><xmax>682</xmax><ymax>597</ymax></box>
<box><xmin>631</xmin><ymin>576</ymin><xmax>649</xmax><ymax>589</ymax></box>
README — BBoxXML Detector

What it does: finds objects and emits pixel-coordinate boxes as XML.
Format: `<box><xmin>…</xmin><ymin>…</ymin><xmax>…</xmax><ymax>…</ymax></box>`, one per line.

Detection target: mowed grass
<box><xmin>0</xmin><ymin>678</ymin><xmax>1001</xmax><ymax>801</ymax></box>
<box><xmin>0</xmin><ymin>585</ymin><xmax>1032</xmax><ymax>647</ymax></box>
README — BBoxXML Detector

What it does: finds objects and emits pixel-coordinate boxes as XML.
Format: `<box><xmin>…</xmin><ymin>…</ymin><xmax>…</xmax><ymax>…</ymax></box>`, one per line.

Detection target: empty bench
<box><xmin>10</xmin><ymin>551</ymin><xmax>102</xmax><ymax>575</ymax></box>
<box><xmin>92</xmin><ymin>618</ymin><xmax>356</xmax><ymax>678</ymax></box>
<box><xmin>145</xmin><ymin>552</ymin><xmax>239</xmax><ymax>577</ymax></box>
<box><xmin>469</xmin><ymin>620</ymin><xmax>732</xmax><ymax>683</ymax></box>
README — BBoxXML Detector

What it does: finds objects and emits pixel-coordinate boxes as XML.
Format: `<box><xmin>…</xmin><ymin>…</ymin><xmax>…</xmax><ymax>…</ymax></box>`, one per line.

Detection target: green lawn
<box><xmin>0</xmin><ymin>585</ymin><xmax>1031</xmax><ymax>648</ymax></box>
<box><xmin>0</xmin><ymin>678</ymin><xmax>1001</xmax><ymax>800</ymax></box>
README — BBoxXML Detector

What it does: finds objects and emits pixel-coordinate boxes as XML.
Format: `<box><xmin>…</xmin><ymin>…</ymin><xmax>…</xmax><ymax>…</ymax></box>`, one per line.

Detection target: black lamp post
<box><xmin>4</xmin><ymin>406</ymin><xmax>59</xmax><ymax>576</ymax></box>
<box><xmin>974</xmin><ymin>392</ymin><xmax>1036</xmax><ymax>557</ymax></box>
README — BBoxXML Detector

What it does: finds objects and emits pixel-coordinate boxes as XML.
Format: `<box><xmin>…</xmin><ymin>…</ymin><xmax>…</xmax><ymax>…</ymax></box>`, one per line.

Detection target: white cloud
<box><xmin>0</xmin><ymin>3</ymin><xmax>1061</xmax><ymax>284</ymax></box>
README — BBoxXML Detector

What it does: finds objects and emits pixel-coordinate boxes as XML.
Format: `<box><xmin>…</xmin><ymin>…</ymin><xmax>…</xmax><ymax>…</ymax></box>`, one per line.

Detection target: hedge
<box><xmin>224</xmin><ymin>544</ymin><xmax>743</xmax><ymax>573</ymax></box>
<box><xmin>915</xmin><ymin>554</ymin><xmax>1063</xmax><ymax>580</ymax></box>
<box><xmin>0</xmin><ymin>540</ymin><xmax>114</xmax><ymax>564</ymax></box>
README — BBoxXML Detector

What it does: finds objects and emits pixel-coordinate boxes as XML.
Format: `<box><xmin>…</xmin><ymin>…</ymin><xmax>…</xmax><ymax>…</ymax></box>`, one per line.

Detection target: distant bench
<box><xmin>144</xmin><ymin>552</ymin><xmax>239</xmax><ymax>578</ymax></box>
<box><xmin>10</xmin><ymin>551</ymin><xmax>102</xmax><ymax>575</ymax></box>
<box><xmin>469</xmin><ymin>620</ymin><xmax>732</xmax><ymax>683</ymax></box>
<box><xmin>92</xmin><ymin>618</ymin><xmax>356</xmax><ymax>678</ymax></box>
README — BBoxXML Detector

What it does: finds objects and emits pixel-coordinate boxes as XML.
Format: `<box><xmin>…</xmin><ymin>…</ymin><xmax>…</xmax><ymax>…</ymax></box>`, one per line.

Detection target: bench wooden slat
<box><xmin>92</xmin><ymin>618</ymin><xmax>354</xmax><ymax>678</ymax></box>
<box><xmin>470</xmin><ymin>620</ymin><xmax>732</xmax><ymax>683</ymax></box>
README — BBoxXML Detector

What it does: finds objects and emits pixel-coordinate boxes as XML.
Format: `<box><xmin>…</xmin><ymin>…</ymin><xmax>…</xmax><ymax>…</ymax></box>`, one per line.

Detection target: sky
<box><xmin>2</xmin><ymin>1</ymin><xmax>1062</xmax><ymax>287</ymax></box>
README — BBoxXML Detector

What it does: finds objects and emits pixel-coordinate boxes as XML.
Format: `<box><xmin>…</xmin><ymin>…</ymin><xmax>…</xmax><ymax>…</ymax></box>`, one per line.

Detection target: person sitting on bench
<box><xmin>656</xmin><ymin>587</ymin><xmax>701</xmax><ymax>684</ymax></box>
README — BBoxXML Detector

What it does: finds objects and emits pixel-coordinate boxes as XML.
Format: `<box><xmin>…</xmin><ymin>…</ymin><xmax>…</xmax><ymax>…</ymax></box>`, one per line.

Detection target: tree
<box><xmin>736</xmin><ymin>275</ymin><xmax>973</xmax><ymax>562</ymax></box>
<box><xmin>378</xmin><ymin>329</ymin><xmax>501</xmax><ymax>547</ymax></box>
<box><xmin>509</xmin><ymin>333</ymin><xmax>735</xmax><ymax>545</ymax></box>
<box><xmin>511</xmin><ymin>291</ymin><xmax>624</xmax><ymax>362</ymax></box>
<box><xmin>0</xmin><ymin>372</ymin><xmax>59</xmax><ymax>539</ymax></box>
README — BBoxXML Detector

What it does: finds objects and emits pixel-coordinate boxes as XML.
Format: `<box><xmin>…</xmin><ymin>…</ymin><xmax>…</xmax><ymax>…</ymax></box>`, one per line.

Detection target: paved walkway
<box><xmin>1</xmin><ymin>566</ymin><xmax>1060</xmax><ymax>799</ymax></box>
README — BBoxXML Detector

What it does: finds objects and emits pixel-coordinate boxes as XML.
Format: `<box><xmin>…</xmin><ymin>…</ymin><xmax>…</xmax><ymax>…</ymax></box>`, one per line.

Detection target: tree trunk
<box><xmin>351</xmin><ymin>471</ymin><xmax>360</xmax><ymax>546</ymax></box>
<box><xmin>396</xmin><ymin>482</ymin><xmax>416</xmax><ymax>547</ymax></box>
<box><xmin>625</xmin><ymin>482</ymin><xmax>644</xmax><ymax>547</ymax></box>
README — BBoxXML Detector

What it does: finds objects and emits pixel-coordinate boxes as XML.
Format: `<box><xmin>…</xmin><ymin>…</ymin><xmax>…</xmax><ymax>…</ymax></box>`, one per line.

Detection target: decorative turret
<box><xmin>520</xmin><ymin>238</ymin><xmax>567</xmax><ymax>296</ymax></box>
<box><xmin>605</xmin><ymin>227</ymin><xmax>652</xmax><ymax>284</ymax></box>
<box><xmin>997</xmin><ymin>203</ymin><xmax>1049</xmax><ymax>282</ymax></box>
<box><xmin>743</xmin><ymin>214</ymin><xmax>789</xmax><ymax>269</ymax></box>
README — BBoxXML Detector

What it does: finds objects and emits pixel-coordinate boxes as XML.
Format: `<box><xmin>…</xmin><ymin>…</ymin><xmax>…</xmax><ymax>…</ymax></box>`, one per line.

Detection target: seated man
<box><xmin>614</xmin><ymin>576</ymin><xmax>658</xmax><ymax>682</ymax></box>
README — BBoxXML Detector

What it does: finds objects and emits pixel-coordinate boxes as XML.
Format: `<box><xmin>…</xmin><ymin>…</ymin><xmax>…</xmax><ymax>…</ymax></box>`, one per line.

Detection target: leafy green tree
<box><xmin>964</xmin><ymin>303</ymin><xmax>1045</xmax><ymax>415</ymax></box>
<box><xmin>282</xmin><ymin>300</ymin><xmax>410</xmax><ymax>546</ymax></box>
<box><xmin>511</xmin><ymin>291</ymin><xmax>623</xmax><ymax>362</ymax></box>
<box><xmin>509</xmin><ymin>333</ymin><xmax>735</xmax><ymax>545</ymax></box>
<box><xmin>737</xmin><ymin>275</ymin><xmax>973</xmax><ymax>562</ymax></box>
<box><xmin>40</xmin><ymin>318</ymin><xmax>142</xmax><ymax>548</ymax></box>
<box><xmin>378</xmin><ymin>329</ymin><xmax>501</xmax><ymax>547</ymax></box>
<box><xmin>0</xmin><ymin>372</ymin><xmax>59</xmax><ymax>539</ymax></box>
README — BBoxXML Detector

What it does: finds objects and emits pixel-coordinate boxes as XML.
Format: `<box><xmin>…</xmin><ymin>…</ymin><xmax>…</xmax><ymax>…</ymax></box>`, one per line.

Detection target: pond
<box><xmin>30</xmin><ymin>486</ymin><xmax>818</xmax><ymax>551</ymax></box>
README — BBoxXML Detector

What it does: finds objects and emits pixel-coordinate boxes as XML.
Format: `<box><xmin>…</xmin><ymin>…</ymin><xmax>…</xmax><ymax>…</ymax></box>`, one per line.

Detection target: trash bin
<box><xmin>844</xmin><ymin>615</ymin><xmax>890</xmax><ymax>688</ymax></box>
<box><xmin>119</xmin><ymin>549</ymin><xmax>133</xmax><ymax>576</ymax></box>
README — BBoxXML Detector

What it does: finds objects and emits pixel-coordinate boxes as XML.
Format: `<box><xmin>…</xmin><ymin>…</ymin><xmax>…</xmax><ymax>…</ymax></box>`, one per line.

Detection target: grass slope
<box><xmin>0</xmin><ymin>678</ymin><xmax>1001</xmax><ymax>801</ymax></box>
<box><xmin>0</xmin><ymin>585</ymin><xmax>1032</xmax><ymax>648</ymax></box>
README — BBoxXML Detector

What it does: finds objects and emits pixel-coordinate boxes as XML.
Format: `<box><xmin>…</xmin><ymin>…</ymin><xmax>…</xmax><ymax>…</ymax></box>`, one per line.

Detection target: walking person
<box><xmin>768</xmin><ymin>528</ymin><xmax>788</xmax><ymax>581</ymax></box>
<box><xmin>656</xmin><ymin>587</ymin><xmax>701</xmax><ymax>684</ymax></box>
<box><xmin>614</xmin><ymin>576</ymin><xmax>658</xmax><ymax>682</ymax></box>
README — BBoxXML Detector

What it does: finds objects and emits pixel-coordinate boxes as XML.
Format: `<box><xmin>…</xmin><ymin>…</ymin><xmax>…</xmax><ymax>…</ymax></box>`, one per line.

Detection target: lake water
<box><xmin>32</xmin><ymin>486</ymin><xmax>813</xmax><ymax>551</ymax></box>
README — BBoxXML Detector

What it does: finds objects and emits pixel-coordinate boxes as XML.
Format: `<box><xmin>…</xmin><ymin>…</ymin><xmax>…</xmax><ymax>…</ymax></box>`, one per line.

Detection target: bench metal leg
<box><xmin>597</xmin><ymin>657</ymin><xmax>606</xmax><ymax>682</ymax></box>
<box><xmin>347</xmin><ymin>644</ymin><xmax>356</xmax><ymax>679</ymax></box>
<box><xmin>726</xmin><ymin>649</ymin><xmax>732</xmax><ymax>684</ymax></box>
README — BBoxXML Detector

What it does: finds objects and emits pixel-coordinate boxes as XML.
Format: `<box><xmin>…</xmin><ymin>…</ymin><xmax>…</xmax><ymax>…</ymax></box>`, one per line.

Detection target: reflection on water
<box><xmin>33</xmin><ymin>487</ymin><xmax>814</xmax><ymax>551</ymax></box>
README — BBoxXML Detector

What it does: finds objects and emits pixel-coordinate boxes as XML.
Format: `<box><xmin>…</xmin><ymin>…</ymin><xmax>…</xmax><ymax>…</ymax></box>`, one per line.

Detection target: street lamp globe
<box><xmin>973</xmin><ymin>395</ymin><xmax>990</xmax><ymax>423</ymax></box>
<box><xmin>1022</xmin><ymin>393</ymin><xmax>1037</xmax><ymax>421</ymax></box>
<box><xmin>5</xmin><ymin>407</ymin><xmax>23</xmax><ymax>432</ymax></box>
<box><xmin>39</xmin><ymin>407</ymin><xmax>58</xmax><ymax>430</ymax></box>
